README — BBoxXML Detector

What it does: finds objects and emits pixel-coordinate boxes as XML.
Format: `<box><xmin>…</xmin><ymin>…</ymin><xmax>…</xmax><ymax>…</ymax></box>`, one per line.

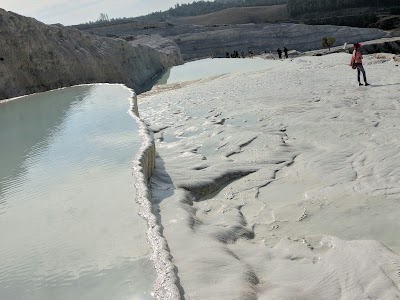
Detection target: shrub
<box><xmin>322</xmin><ymin>36</ymin><xmax>336</xmax><ymax>51</ymax></box>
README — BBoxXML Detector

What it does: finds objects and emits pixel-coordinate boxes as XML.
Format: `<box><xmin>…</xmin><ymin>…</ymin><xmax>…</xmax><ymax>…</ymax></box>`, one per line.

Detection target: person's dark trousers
<box><xmin>356</xmin><ymin>64</ymin><xmax>367</xmax><ymax>84</ymax></box>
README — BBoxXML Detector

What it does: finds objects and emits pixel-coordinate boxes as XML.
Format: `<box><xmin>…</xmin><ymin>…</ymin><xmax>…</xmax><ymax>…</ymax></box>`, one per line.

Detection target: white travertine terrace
<box><xmin>139</xmin><ymin>54</ymin><xmax>400</xmax><ymax>299</ymax></box>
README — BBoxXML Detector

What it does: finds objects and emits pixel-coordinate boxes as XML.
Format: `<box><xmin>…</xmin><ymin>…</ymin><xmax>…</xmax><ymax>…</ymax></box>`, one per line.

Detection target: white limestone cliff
<box><xmin>0</xmin><ymin>9</ymin><xmax>183</xmax><ymax>100</ymax></box>
<box><xmin>81</xmin><ymin>22</ymin><xmax>391</xmax><ymax>61</ymax></box>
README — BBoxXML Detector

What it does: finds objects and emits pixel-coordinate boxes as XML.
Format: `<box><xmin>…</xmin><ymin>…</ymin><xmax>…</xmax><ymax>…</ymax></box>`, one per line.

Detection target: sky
<box><xmin>0</xmin><ymin>0</ymin><xmax>202</xmax><ymax>25</ymax></box>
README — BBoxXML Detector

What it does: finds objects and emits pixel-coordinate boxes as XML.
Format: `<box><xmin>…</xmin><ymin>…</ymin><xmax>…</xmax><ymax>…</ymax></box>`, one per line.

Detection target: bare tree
<box><xmin>98</xmin><ymin>13</ymin><xmax>109</xmax><ymax>22</ymax></box>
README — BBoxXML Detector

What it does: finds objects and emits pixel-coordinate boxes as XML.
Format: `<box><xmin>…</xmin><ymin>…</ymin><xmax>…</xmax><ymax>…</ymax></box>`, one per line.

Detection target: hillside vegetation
<box><xmin>77</xmin><ymin>0</ymin><xmax>288</xmax><ymax>25</ymax></box>
<box><xmin>76</xmin><ymin>0</ymin><xmax>400</xmax><ymax>31</ymax></box>
<box><xmin>287</xmin><ymin>0</ymin><xmax>399</xmax><ymax>16</ymax></box>
<box><xmin>172</xmin><ymin>5</ymin><xmax>289</xmax><ymax>25</ymax></box>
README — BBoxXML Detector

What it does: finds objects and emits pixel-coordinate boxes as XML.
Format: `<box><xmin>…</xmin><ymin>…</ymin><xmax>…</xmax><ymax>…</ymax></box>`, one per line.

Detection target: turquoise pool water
<box><xmin>0</xmin><ymin>84</ymin><xmax>154</xmax><ymax>300</ymax></box>
<box><xmin>140</xmin><ymin>57</ymin><xmax>272</xmax><ymax>92</ymax></box>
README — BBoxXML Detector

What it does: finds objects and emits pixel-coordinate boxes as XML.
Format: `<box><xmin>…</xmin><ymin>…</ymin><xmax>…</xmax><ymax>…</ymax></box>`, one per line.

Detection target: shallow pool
<box><xmin>140</xmin><ymin>57</ymin><xmax>272</xmax><ymax>92</ymax></box>
<box><xmin>0</xmin><ymin>84</ymin><xmax>154</xmax><ymax>300</ymax></box>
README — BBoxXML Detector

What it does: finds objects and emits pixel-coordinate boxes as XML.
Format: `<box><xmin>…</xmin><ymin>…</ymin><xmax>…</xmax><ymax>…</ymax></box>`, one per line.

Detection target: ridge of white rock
<box><xmin>132</xmin><ymin>116</ymin><xmax>181</xmax><ymax>299</ymax></box>
<box><xmin>0</xmin><ymin>9</ymin><xmax>183</xmax><ymax>100</ymax></box>
<box><xmin>140</xmin><ymin>54</ymin><xmax>400</xmax><ymax>299</ymax></box>
<box><xmin>128</xmin><ymin>88</ymin><xmax>181</xmax><ymax>299</ymax></box>
<box><xmin>307</xmin><ymin>36</ymin><xmax>400</xmax><ymax>57</ymax></box>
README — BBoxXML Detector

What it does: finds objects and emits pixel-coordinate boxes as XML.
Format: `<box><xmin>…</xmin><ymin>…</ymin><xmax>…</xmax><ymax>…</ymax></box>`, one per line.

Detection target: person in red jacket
<box><xmin>350</xmin><ymin>43</ymin><xmax>369</xmax><ymax>86</ymax></box>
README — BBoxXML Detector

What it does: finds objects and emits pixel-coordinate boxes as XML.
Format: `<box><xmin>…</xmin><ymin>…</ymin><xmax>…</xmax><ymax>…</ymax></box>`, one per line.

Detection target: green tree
<box><xmin>322</xmin><ymin>36</ymin><xmax>336</xmax><ymax>51</ymax></box>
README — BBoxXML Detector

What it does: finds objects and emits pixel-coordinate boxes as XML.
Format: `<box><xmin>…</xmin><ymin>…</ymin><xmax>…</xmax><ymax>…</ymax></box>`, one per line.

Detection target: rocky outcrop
<box><xmin>359</xmin><ymin>37</ymin><xmax>400</xmax><ymax>54</ymax></box>
<box><xmin>81</xmin><ymin>21</ymin><xmax>390</xmax><ymax>61</ymax></box>
<box><xmin>126</xmin><ymin>34</ymin><xmax>182</xmax><ymax>69</ymax></box>
<box><xmin>305</xmin><ymin>36</ymin><xmax>400</xmax><ymax>56</ymax></box>
<box><xmin>0</xmin><ymin>9</ymin><xmax>183</xmax><ymax>100</ymax></box>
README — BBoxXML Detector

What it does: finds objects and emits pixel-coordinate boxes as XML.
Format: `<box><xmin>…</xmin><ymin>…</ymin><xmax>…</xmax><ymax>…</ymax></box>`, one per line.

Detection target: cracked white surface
<box><xmin>139</xmin><ymin>54</ymin><xmax>400</xmax><ymax>299</ymax></box>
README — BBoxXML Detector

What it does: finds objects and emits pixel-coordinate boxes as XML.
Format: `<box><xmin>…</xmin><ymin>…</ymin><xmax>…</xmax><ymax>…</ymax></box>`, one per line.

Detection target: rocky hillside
<box><xmin>0</xmin><ymin>9</ymin><xmax>183</xmax><ymax>101</ymax></box>
<box><xmin>82</xmin><ymin>22</ymin><xmax>390</xmax><ymax>61</ymax></box>
<box><xmin>168</xmin><ymin>4</ymin><xmax>400</xmax><ymax>30</ymax></box>
<box><xmin>171</xmin><ymin>5</ymin><xmax>289</xmax><ymax>25</ymax></box>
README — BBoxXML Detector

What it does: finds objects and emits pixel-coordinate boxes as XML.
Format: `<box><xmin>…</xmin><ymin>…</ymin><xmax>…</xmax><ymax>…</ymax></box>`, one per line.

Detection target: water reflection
<box><xmin>0</xmin><ymin>84</ymin><xmax>154</xmax><ymax>300</ymax></box>
<box><xmin>0</xmin><ymin>86</ymin><xmax>94</xmax><ymax>201</ymax></box>
<box><xmin>138</xmin><ymin>69</ymin><xmax>171</xmax><ymax>94</ymax></box>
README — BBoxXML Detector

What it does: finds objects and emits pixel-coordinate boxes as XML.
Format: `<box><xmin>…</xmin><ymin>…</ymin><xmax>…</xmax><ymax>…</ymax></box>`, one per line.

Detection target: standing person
<box><xmin>350</xmin><ymin>43</ymin><xmax>369</xmax><ymax>86</ymax></box>
<box><xmin>277</xmin><ymin>48</ymin><xmax>282</xmax><ymax>59</ymax></box>
<box><xmin>283</xmin><ymin>47</ymin><xmax>288</xmax><ymax>58</ymax></box>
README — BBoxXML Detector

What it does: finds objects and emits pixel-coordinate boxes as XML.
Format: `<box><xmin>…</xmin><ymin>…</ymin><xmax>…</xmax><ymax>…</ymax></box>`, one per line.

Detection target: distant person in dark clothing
<box><xmin>241</xmin><ymin>50</ymin><xmax>245</xmax><ymax>58</ymax></box>
<box><xmin>283</xmin><ymin>47</ymin><xmax>288</xmax><ymax>58</ymax></box>
<box><xmin>226</xmin><ymin>52</ymin><xmax>230</xmax><ymax>58</ymax></box>
<box><xmin>277</xmin><ymin>48</ymin><xmax>282</xmax><ymax>59</ymax></box>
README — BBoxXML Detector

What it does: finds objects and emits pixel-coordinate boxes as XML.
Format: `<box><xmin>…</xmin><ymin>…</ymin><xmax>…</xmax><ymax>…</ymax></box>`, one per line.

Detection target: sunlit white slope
<box><xmin>140</xmin><ymin>53</ymin><xmax>400</xmax><ymax>299</ymax></box>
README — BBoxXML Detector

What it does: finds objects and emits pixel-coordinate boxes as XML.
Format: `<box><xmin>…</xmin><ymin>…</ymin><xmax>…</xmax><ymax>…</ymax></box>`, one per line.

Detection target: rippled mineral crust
<box><xmin>139</xmin><ymin>54</ymin><xmax>400</xmax><ymax>299</ymax></box>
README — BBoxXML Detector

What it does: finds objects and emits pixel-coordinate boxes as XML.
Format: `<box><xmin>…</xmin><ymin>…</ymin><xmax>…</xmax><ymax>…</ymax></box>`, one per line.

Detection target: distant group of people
<box><xmin>225</xmin><ymin>50</ymin><xmax>252</xmax><ymax>58</ymax></box>
<box><xmin>225</xmin><ymin>48</ymin><xmax>290</xmax><ymax>59</ymax></box>
<box><xmin>221</xmin><ymin>42</ymin><xmax>369</xmax><ymax>87</ymax></box>
<box><xmin>277</xmin><ymin>47</ymin><xmax>289</xmax><ymax>59</ymax></box>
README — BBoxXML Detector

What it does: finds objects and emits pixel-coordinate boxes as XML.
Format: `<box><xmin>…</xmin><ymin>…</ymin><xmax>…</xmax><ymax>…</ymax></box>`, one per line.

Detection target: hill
<box><xmin>76</xmin><ymin>1</ymin><xmax>399</xmax><ymax>31</ymax></box>
<box><xmin>169</xmin><ymin>4</ymin><xmax>400</xmax><ymax>30</ymax></box>
<box><xmin>171</xmin><ymin>5</ymin><xmax>289</xmax><ymax>25</ymax></box>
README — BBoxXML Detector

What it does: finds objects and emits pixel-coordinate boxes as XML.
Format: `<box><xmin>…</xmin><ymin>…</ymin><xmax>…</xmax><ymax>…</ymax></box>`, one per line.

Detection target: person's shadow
<box><xmin>368</xmin><ymin>83</ymin><xmax>400</xmax><ymax>87</ymax></box>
